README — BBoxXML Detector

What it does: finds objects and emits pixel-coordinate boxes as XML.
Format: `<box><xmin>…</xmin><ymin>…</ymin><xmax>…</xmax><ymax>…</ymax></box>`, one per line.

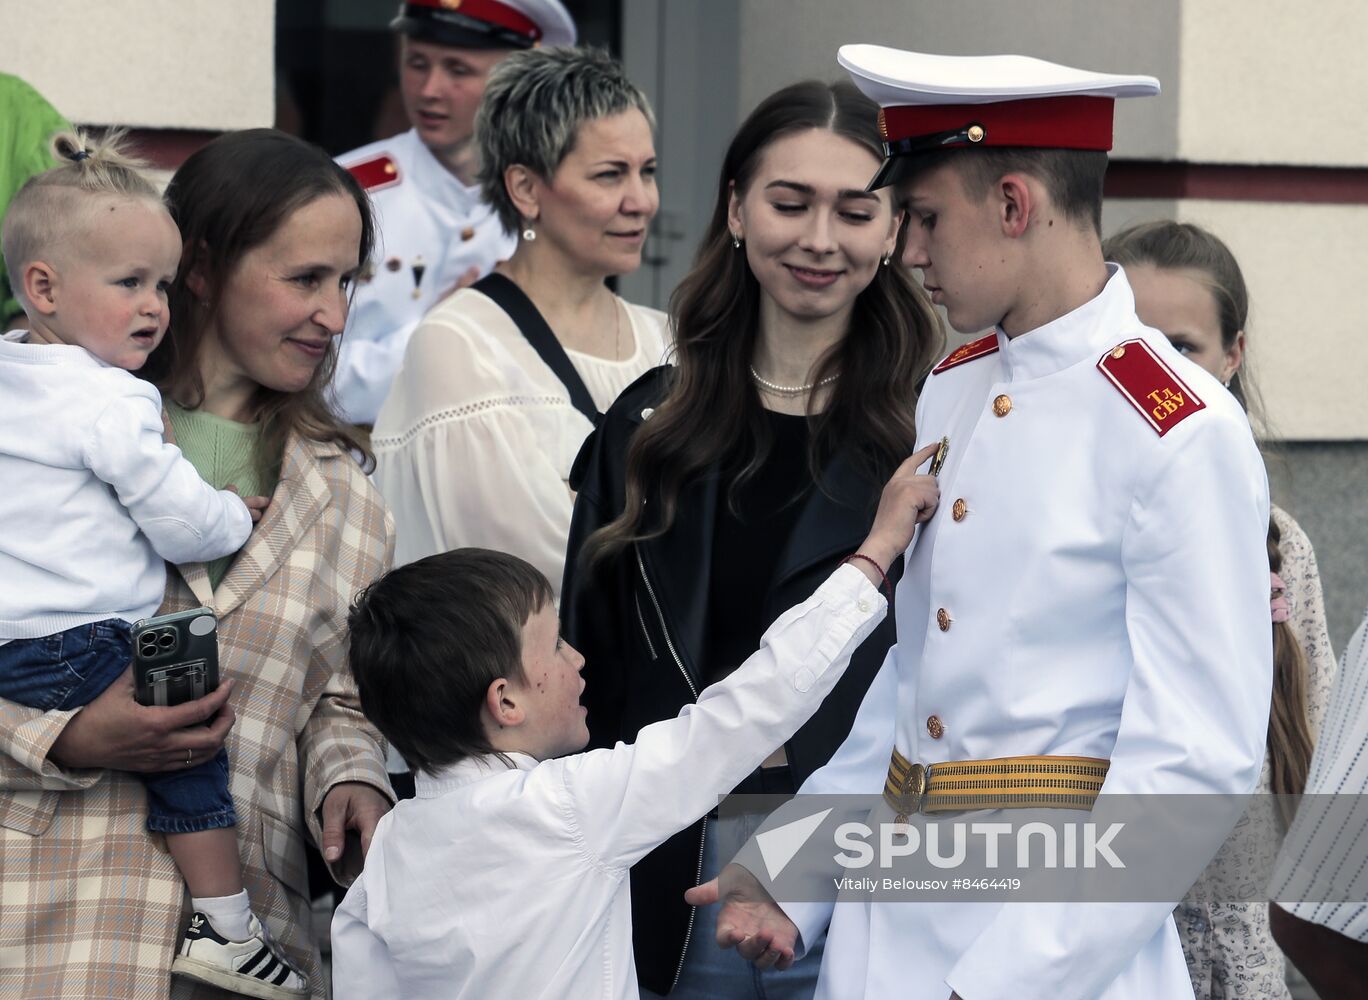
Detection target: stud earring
<box><xmin>882</xmin><ymin>252</ymin><xmax>893</xmax><ymax>266</ymax></box>
<box><xmin>731</xmin><ymin>233</ymin><xmax>742</xmax><ymax>249</ymax></box>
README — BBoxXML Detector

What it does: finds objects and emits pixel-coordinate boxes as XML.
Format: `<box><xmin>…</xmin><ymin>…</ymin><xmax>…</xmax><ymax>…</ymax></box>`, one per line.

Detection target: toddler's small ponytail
<box><xmin>44</xmin><ymin>128</ymin><xmax>159</xmax><ymax>199</ymax></box>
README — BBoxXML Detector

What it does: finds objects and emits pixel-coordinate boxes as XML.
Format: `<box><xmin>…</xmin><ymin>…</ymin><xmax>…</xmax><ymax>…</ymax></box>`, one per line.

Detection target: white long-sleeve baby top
<box><xmin>0</xmin><ymin>333</ymin><xmax>251</xmax><ymax>638</ymax></box>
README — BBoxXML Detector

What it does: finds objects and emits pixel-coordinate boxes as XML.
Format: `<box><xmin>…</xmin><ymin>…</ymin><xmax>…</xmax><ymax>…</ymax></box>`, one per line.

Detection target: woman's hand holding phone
<box><xmin>48</xmin><ymin>668</ymin><xmax>235</xmax><ymax>773</ymax></box>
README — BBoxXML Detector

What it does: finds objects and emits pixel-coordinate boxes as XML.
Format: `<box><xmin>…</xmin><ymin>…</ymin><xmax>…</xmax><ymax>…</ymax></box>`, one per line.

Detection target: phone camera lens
<box><xmin>139</xmin><ymin>638</ymin><xmax>158</xmax><ymax>656</ymax></box>
<box><xmin>157</xmin><ymin>631</ymin><xmax>177</xmax><ymax>650</ymax></box>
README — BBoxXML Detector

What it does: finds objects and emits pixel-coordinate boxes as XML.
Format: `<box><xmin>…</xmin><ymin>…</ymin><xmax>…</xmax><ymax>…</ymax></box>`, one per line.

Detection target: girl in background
<box><xmin>1107</xmin><ymin>219</ymin><xmax>1337</xmax><ymax>999</ymax></box>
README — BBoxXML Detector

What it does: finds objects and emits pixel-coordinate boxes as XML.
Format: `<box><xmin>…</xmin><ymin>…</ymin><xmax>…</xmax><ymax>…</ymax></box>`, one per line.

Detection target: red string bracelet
<box><xmin>842</xmin><ymin>553</ymin><xmax>892</xmax><ymax>600</ymax></box>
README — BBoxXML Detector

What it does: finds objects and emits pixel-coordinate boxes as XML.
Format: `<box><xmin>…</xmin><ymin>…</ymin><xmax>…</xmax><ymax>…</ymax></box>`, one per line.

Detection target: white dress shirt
<box><xmin>777</xmin><ymin>266</ymin><xmax>1272</xmax><ymax>1000</ymax></box>
<box><xmin>332</xmin><ymin>564</ymin><xmax>885</xmax><ymax>1000</ymax></box>
<box><xmin>335</xmin><ymin>128</ymin><xmax>517</xmax><ymax>425</ymax></box>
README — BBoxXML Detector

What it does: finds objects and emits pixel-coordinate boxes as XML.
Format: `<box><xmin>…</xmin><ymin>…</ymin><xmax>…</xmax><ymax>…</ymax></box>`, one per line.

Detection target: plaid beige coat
<box><xmin>0</xmin><ymin>434</ymin><xmax>395</xmax><ymax>998</ymax></box>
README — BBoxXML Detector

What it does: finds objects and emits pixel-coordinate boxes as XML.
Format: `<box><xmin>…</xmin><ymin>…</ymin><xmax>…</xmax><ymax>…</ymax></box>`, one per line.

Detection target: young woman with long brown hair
<box><xmin>561</xmin><ymin>79</ymin><xmax>942</xmax><ymax>999</ymax></box>
<box><xmin>1106</xmin><ymin>219</ymin><xmax>1337</xmax><ymax>1000</ymax></box>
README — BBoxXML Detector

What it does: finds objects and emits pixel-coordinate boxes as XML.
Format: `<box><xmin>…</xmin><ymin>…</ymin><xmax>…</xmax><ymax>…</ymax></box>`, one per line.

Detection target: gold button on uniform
<box><xmin>992</xmin><ymin>394</ymin><xmax>1012</xmax><ymax>417</ymax></box>
<box><xmin>927</xmin><ymin>715</ymin><xmax>945</xmax><ymax>739</ymax></box>
<box><xmin>952</xmin><ymin>498</ymin><xmax>967</xmax><ymax>522</ymax></box>
<box><xmin>936</xmin><ymin>608</ymin><xmax>952</xmax><ymax>632</ymax></box>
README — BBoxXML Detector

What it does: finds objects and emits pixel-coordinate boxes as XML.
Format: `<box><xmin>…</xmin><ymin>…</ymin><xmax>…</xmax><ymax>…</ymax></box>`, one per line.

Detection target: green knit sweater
<box><xmin>166</xmin><ymin>403</ymin><xmax>278</xmax><ymax>588</ymax></box>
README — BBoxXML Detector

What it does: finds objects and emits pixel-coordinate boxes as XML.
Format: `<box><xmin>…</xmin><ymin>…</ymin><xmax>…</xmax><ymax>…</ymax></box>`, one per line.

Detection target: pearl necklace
<box><xmin>748</xmin><ymin>364</ymin><xmax>839</xmax><ymax>397</ymax></box>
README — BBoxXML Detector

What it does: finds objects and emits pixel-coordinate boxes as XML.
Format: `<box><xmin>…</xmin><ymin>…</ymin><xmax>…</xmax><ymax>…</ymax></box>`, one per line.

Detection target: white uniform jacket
<box><xmin>787</xmin><ymin>266</ymin><xmax>1273</xmax><ymax>1000</ymax></box>
<box><xmin>331</xmin><ymin>565</ymin><xmax>886</xmax><ymax>1000</ymax></box>
<box><xmin>336</xmin><ymin>129</ymin><xmax>516</xmax><ymax>424</ymax></box>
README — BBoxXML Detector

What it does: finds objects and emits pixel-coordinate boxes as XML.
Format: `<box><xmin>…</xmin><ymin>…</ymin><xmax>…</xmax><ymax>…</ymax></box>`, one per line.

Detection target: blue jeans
<box><xmin>642</xmin><ymin>809</ymin><xmax>824</xmax><ymax>1000</ymax></box>
<box><xmin>0</xmin><ymin>620</ymin><xmax>235</xmax><ymax>834</ymax></box>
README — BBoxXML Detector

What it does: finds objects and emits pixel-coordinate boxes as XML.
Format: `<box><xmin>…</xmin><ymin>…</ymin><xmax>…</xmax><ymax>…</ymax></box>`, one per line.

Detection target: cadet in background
<box><xmin>334</xmin><ymin>0</ymin><xmax>575</xmax><ymax>425</ymax></box>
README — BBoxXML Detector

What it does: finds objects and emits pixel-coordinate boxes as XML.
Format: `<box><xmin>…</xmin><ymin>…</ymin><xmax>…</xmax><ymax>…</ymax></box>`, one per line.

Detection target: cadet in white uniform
<box><xmin>700</xmin><ymin>48</ymin><xmax>1274</xmax><ymax>1000</ymax></box>
<box><xmin>335</xmin><ymin>0</ymin><xmax>575</xmax><ymax>425</ymax></box>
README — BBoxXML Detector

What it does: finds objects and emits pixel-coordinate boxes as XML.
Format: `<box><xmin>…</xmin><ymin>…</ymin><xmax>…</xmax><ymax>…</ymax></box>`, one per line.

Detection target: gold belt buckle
<box><xmin>885</xmin><ymin>750</ymin><xmax>928</xmax><ymax>824</ymax></box>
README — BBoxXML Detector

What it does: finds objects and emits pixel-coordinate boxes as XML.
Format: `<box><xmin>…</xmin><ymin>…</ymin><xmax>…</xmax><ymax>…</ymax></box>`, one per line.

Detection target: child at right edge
<box><xmin>332</xmin><ymin>443</ymin><xmax>942</xmax><ymax>1000</ymax></box>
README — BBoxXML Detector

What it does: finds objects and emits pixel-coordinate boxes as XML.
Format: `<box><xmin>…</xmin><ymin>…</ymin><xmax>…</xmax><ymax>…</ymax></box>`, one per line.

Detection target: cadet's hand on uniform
<box><xmin>856</xmin><ymin>441</ymin><xmax>942</xmax><ymax>575</ymax></box>
<box><xmin>685</xmin><ymin>863</ymin><xmax>800</xmax><ymax>970</ymax></box>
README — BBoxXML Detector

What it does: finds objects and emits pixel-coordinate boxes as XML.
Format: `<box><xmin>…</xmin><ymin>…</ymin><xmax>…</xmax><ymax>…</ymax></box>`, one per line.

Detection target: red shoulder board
<box><xmin>1097</xmin><ymin>339</ymin><xmax>1205</xmax><ymax>437</ymax></box>
<box><xmin>347</xmin><ymin>154</ymin><xmax>400</xmax><ymax>193</ymax></box>
<box><xmin>932</xmin><ymin>333</ymin><xmax>1000</xmax><ymax>375</ymax></box>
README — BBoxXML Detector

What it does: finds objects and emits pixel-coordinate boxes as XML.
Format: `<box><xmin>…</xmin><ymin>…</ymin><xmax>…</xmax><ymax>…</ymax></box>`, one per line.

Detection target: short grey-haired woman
<box><xmin>371</xmin><ymin>47</ymin><xmax>669</xmax><ymax>590</ymax></box>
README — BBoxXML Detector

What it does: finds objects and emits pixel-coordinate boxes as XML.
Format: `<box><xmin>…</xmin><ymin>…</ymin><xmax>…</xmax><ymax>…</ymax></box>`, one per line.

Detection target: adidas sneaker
<box><xmin>172</xmin><ymin>911</ymin><xmax>309</xmax><ymax>999</ymax></box>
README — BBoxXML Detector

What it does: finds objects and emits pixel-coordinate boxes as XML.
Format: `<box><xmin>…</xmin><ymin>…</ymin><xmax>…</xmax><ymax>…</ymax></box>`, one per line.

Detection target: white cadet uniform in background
<box><xmin>335</xmin><ymin>128</ymin><xmax>516</xmax><ymax>425</ymax></box>
<box><xmin>782</xmin><ymin>268</ymin><xmax>1273</xmax><ymax>1000</ymax></box>
<box><xmin>331</xmin><ymin>565</ymin><xmax>886</xmax><ymax>1000</ymax></box>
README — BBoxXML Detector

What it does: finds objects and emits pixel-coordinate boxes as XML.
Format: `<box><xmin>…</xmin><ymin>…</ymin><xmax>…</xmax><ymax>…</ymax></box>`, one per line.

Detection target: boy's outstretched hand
<box><xmin>853</xmin><ymin>441</ymin><xmax>942</xmax><ymax>580</ymax></box>
<box><xmin>685</xmin><ymin>863</ymin><xmax>800</xmax><ymax>970</ymax></box>
<box><xmin>684</xmin><ymin>443</ymin><xmax>942</xmax><ymax>972</ymax></box>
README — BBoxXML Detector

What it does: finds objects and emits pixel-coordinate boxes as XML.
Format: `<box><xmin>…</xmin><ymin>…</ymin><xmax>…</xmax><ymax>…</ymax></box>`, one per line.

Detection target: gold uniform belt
<box><xmin>883</xmin><ymin>748</ymin><xmax>1110</xmax><ymax>822</ymax></box>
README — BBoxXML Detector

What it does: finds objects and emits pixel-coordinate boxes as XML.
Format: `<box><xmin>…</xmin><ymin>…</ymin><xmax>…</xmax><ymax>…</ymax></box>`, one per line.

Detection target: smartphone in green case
<box><xmin>132</xmin><ymin>607</ymin><xmax>220</xmax><ymax>707</ymax></box>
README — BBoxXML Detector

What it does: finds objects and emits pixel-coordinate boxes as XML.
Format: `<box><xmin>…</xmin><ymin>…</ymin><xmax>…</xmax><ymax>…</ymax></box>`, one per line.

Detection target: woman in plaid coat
<box><xmin>0</xmin><ymin>130</ymin><xmax>395</xmax><ymax>998</ymax></box>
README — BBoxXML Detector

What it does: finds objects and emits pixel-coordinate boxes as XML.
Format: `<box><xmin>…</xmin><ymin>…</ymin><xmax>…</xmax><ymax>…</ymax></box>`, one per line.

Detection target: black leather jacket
<box><xmin>561</xmin><ymin>366</ymin><xmax>900</xmax><ymax>995</ymax></box>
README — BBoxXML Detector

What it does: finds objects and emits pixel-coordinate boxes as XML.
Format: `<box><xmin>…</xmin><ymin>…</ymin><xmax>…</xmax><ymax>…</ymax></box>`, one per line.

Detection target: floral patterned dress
<box><xmin>1176</xmin><ymin>505</ymin><xmax>1337</xmax><ymax>998</ymax></box>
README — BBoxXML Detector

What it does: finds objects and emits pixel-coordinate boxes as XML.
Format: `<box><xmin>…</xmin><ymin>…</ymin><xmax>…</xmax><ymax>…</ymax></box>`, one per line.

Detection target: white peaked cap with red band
<box><xmin>392</xmin><ymin>0</ymin><xmax>576</xmax><ymax>50</ymax></box>
<box><xmin>837</xmin><ymin>45</ymin><xmax>1160</xmax><ymax>189</ymax></box>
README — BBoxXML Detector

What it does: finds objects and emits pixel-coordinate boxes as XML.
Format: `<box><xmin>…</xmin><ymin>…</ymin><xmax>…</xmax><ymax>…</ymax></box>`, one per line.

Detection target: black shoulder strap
<box><xmin>473</xmin><ymin>272</ymin><xmax>600</xmax><ymax>426</ymax></box>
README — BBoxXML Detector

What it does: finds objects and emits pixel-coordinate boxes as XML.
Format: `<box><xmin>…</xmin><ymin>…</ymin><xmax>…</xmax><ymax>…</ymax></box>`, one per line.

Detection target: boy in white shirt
<box><xmin>0</xmin><ymin>130</ymin><xmax>307</xmax><ymax>999</ymax></box>
<box><xmin>333</xmin><ymin>444</ymin><xmax>940</xmax><ymax>1000</ymax></box>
